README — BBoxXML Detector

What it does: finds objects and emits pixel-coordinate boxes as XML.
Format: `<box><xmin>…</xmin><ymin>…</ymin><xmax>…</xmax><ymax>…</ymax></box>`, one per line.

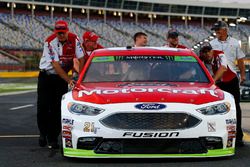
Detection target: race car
<box><xmin>61</xmin><ymin>47</ymin><xmax>236</xmax><ymax>158</ymax></box>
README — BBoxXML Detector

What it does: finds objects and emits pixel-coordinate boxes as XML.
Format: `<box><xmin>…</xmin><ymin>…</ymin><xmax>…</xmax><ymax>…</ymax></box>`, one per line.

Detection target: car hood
<box><xmin>72</xmin><ymin>82</ymin><xmax>224</xmax><ymax>105</ymax></box>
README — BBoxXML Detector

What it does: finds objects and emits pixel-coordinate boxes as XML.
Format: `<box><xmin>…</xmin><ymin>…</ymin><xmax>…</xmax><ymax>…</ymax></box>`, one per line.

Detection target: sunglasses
<box><xmin>57</xmin><ymin>32</ymin><xmax>66</xmax><ymax>35</ymax></box>
<box><xmin>55</xmin><ymin>26</ymin><xmax>67</xmax><ymax>30</ymax></box>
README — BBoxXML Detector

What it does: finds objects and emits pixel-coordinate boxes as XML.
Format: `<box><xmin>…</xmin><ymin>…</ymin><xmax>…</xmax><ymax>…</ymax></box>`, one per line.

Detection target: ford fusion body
<box><xmin>61</xmin><ymin>47</ymin><xmax>236</xmax><ymax>158</ymax></box>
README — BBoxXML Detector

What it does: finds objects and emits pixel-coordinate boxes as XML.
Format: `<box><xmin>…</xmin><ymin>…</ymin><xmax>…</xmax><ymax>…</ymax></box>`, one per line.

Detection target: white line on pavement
<box><xmin>10</xmin><ymin>104</ymin><xmax>34</xmax><ymax>110</ymax></box>
<box><xmin>0</xmin><ymin>90</ymin><xmax>36</xmax><ymax>96</ymax></box>
<box><xmin>0</xmin><ymin>135</ymin><xmax>39</xmax><ymax>138</ymax></box>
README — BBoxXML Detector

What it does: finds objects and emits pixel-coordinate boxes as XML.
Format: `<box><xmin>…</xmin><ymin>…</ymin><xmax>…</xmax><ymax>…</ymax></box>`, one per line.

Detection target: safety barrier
<box><xmin>0</xmin><ymin>71</ymin><xmax>39</xmax><ymax>78</ymax></box>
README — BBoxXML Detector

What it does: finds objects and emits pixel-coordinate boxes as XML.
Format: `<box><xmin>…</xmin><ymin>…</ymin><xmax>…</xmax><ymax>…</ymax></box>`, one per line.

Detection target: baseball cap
<box><xmin>54</xmin><ymin>20</ymin><xmax>69</xmax><ymax>33</ymax></box>
<box><xmin>83</xmin><ymin>31</ymin><xmax>99</xmax><ymax>42</ymax></box>
<box><xmin>199</xmin><ymin>42</ymin><xmax>212</xmax><ymax>59</ymax></box>
<box><xmin>167</xmin><ymin>29</ymin><xmax>179</xmax><ymax>38</ymax></box>
<box><xmin>211</xmin><ymin>21</ymin><xmax>228</xmax><ymax>31</ymax></box>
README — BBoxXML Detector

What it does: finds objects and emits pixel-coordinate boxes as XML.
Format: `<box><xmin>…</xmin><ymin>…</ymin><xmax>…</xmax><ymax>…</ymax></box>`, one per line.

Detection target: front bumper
<box><xmin>61</xmin><ymin>100</ymin><xmax>236</xmax><ymax>158</ymax></box>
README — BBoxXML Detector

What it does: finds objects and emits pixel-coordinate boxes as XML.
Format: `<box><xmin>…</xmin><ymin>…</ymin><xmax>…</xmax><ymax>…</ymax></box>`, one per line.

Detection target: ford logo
<box><xmin>135</xmin><ymin>103</ymin><xmax>166</xmax><ymax>110</ymax></box>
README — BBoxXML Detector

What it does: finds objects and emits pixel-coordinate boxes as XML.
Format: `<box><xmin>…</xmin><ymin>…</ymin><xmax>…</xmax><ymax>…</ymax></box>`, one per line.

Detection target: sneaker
<box><xmin>48</xmin><ymin>142</ymin><xmax>59</xmax><ymax>149</ymax></box>
<box><xmin>39</xmin><ymin>135</ymin><xmax>47</xmax><ymax>147</ymax></box>
<box><xmin>236</xmin><ymin>140</ymin><xmax>245</xmax><ymax>147</ymax></box>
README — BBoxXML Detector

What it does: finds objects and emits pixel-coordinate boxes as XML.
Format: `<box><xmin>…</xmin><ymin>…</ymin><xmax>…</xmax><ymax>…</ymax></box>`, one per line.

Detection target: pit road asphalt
<box><xmin>0</xmin><ymin>91</ymin><xmax>249</xmax><ymax>167</ymax></box>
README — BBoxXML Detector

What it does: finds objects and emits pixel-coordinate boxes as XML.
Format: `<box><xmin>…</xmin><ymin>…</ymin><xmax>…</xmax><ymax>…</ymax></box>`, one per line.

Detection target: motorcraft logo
<box><xmin>78</xmin><ymin>88</ymin><xmax>218</xmax><ymax>97</ymax></box>
<box><xmin>135</xmin><ymin>103</ymin><xmax>166</xmax><ymax>110</ymax></box>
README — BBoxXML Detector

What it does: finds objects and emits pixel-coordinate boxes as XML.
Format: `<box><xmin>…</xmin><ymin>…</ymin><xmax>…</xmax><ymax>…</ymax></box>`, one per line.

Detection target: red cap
<box><xmin>54</xmin><ymin>20</ymin><xmax>69</xmax><ymax>33</ymax></box>
<box><xmin>83</xmin><ymin>31</ymin><xmax>99</xmax><ymax>42</ymax></box>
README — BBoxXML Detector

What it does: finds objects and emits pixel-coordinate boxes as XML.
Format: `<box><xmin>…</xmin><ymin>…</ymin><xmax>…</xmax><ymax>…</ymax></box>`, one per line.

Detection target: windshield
<box><xmin>82</xmin><ymin>55</ymin><xmax>209</xmax><ymax>83</ymax></box>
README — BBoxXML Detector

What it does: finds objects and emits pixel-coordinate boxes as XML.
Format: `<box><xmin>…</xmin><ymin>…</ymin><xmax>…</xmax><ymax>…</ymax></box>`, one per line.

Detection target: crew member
<box><xmin>37</xmin><ymin>20</ymin><xmax>84</xmax><ymax>149</ymax></box>
<box><xmin>200</xmin><ymin>43</ymin><xmax>244</xmax><ymax>147</ymax></box>
<box><xmin>73</xmin><ymin>31</ymin><xmax>103</xmax><ymax>73</ymax></box>
<box><xmin>210</xmin><ymin>20</ymin><xmax>246</xmax><ymax>84</ymax></box>
<box><xmin>133</xmin><ymin>32</ymin><xmax>148</xmax><ymax>47</ymax></box>
<box><xmin>164</xmin><ymin>29</ymin><xmax>187</xmax><ymax>49</ymax></box>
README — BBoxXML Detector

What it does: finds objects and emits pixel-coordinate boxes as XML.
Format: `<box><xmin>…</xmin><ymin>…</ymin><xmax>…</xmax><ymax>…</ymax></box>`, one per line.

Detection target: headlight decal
<box><xmin>196</xmin><ymin>102</ymin><xmax>231</xmax><ymax>115</ymax></box>
<box><xmin>67</xmin><ymin>102</ymin><xmax>104</xmax><ymax>116</ymax></box>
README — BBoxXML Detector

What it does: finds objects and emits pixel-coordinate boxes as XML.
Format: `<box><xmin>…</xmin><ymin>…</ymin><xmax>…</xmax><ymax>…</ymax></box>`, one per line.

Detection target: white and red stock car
<box><xmin>61</xmin><ymin>47</ymin><xmax>236</xmax><ymax>158</ymax></box>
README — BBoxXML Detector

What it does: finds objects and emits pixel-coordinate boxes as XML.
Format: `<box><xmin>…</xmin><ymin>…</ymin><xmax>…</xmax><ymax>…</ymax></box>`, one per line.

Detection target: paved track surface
<box><xmin>0</xmin><ymin>92</ymin><xmax>249</xmax><ymax>167</ymax></box>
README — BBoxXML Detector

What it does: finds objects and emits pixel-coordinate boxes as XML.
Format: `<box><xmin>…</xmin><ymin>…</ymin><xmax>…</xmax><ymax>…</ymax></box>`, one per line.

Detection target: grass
<box><xmin>0</xmin><ymin>83</ymin><xmax>37</xmax><ymax>93</ymax></box>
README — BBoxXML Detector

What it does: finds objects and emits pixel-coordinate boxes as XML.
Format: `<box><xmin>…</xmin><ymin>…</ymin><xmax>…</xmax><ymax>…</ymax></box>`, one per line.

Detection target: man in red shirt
<box><xmin>199</xmin><ymin>43</ymin><xmax>244</xmax><ymax>147</ymax></box>
<box><xmin>73</xmin><ymin>31</ymin><xmax>103</xmax><ymax>73</ymax></box>
<box><xmin>37</xmin><ymin>20</ymin><xmax>84</xmax><ymax>149</ymax></box>
<box><xmin>164</xmin><ymin>29</ymin><xmax>187</xmax><ymax>49</ymax></box>
<box><xmin>82</xmin><ymin>31</ymin><xmax>103</xmax><ymax>61</ymax></box>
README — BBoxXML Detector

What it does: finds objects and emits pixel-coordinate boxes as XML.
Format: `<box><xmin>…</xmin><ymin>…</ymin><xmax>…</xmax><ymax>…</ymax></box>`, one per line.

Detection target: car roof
<box><xmin>91</xmin><ymin>47</ymin><xmax>195</xmax><ymax>57</ymax></box>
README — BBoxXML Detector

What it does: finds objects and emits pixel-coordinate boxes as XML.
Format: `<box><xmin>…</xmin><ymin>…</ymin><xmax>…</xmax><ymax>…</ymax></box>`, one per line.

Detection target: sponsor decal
<box><xmin>48</xmin><ymin>44</ymin><xmax>55</xmax><ymax>60</ymax></box>
<box><xmin>66</xmin><ymin>46</ymin><xmax>73</xmax><ymax>50</ymax></box>
<box><xmin>63</xmin><ymin>125</ymin><xmax>72</xmax><ymax>131</ymax></box>
<box><xmin>207</xmin><ymin>122</ymin><xmax>216</xmax><ymax>132</ymax></box>
<box><xmin>65</xmin><ymin>138</ymin><xmax>73</xmax><ymax>148</ymax></box>
<box><xmin>62</xmin><ymin>118</ymin><xmax>74</xmax><ymax>125</ymax></box>
<box><xmin>226</xmin><ymin>119</ymin><xmax>236</xmax><ymax>125</ymax></box>
<box><xmin>226</xmin><ymin>125</ymin><xmax>236</xmax><ymax>131</ymax></box>
<box><xmin>83</xmin><ymin>122</ymin><xmax>100</xmax><ymax>134</ymax></box>
<box><xmin>228</xmin><ymin>131</ymin><xmax>236</xmax><ymax>138</ymax></box>
<box><xmin>175</xmin><ymin>56</ymin><xmax>197</xmax><ymax>62</ymax></box>
<box><xmin>92</xmin><ymin>56</ymin><xmax>115</xmax><ymax>62</ymax></box>
<box><xmin>226</xmin><ymin>138</ymin><xmax>233</xmax><ymax>148</ymax></box>
<box><xmin>135</xmin><ymin>103</ymin><xmax>166</xmax><ymax>110</ymax></box>
<box><xmin>122</xmin><ymin>132</ymin><xmax>179</xmax><ymax>138</ymax></box>
<box><xmin>78</xmin><ymin>88</ymin><xmax>218</xmax><ymax>97</ymax></box>
<box><xmin>119</xmin><ymin>83</ymin><xmax>177</xmax><ymax>87</ymax></box>
<box><xmin>62</xmin><ymin>130</ymin><xmax>72</xmax><ymax>139</ymax></box>
<box><xmin>92</xmin><ymin>56</ymin><xmax>197</xmax><ymax>62</ymax></box>
<box><xmin>84</xmin><ymin>122</ymin><xmax>95</xmax><ymax>132</ymax></box>
<box><xmin>115</xmin><ymin>56</ymin><xmax>174</xmax><ymax>61</ymax></box>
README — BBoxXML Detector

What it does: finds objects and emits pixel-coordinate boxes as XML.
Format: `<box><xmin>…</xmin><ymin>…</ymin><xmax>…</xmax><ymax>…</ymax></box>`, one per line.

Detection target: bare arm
<box><xmin>238</xmin><ymin>58</ymin><xmax>246</xmax><ymax>84</ymax></box>
<box><xmin>73</xmin><ymin>58</ymin><xmax>80</xmax><ymax>73</ymax></box>
<box><xmin>213</xmin><ymin>65</ymin><xmax>227</xmax><ymax>82</ymax></box>
<box><xmin>78</xmin><ymin>57</ymin><xmax>85</xmax><ymax>73</ymax></box>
